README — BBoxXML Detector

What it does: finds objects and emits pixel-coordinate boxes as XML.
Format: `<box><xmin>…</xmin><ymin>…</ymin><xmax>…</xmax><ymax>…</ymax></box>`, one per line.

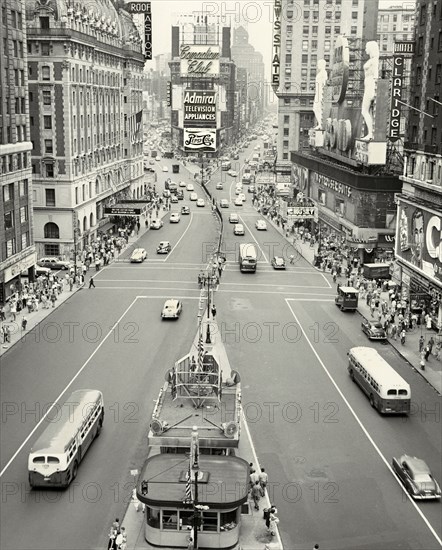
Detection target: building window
<box><xmin>304</xmin><ymin>11</ymin><xmax>309</xmax><ymax>20</ymax></box>
<box><xmin>20</xmin><ymin>206</ymin><xmax>28</xmax><ymax>223</ymax></box>
<box><xmin>6</xmin><ymin>239</ymin><xmax>16</xmax><ymax>258</ymax></box>
<box><xmin>45</xmin><ymin>139</ymin><xmax>53</xmax><ymax>153</ymax></box>
<box><xmin>285</xmin><ymin>54</ymin><xmax>292</xmax><ymax>64</ymax></box>
<box><xmin>312</xmin><ymin>26</ymin><xmax>318</xmax><ymax>35</ymax></box>
<box><xmin>301</xmin><ymin>68</ymin><xmax>308</xmax><ymax>77</ymax></box>
<box><xmin>325</xmin><ymin>26</ymin><xmax>331</xmax><ymax>34</ymax></box>
<box><xmin>42</xmin><ymin>90</ymin><xmax>51</xmax><ymax>105</ymax></box>
<box><xmin>419</xmin><ymin>5</ymin><xmax>426</xmax><ymax>25</ymax></box>
<box><xmin>311</xmin><ymin>40</ymin><xmax>317</xmax><ymax>49</ymax></box>
<box><xmin>324</xmin><ymin>40</ymin><xmax>331</xmax><ymax>51</ymax></box>
<box><xmin>283</xmin><ymin>153</ymin><xmax>288</xmax><ymax>160</ymax></box>
<box><xmin>352</xmin><ymin>11</ymin><xmax>358</xmax><ymax>19</ymax></box>
<box><xmin>3</xmin><ymin>183</ymin><xmax>13</xmax><ymax>202</ymax></box>
<box><xmin>19</xmin><ymin>179</ymin><xmax>28</xmax><ymax>196</ymax></box>
<box><xmin>283</xmin><ymin>128</ymin><xmax>289</xmax><ymax>137</ymax></box>
<box><xmin>44</xmin><ymin>244</ymin><xmax>60</xmax><ymax>256</ymax></box>
<box><xmin>335</xmin><ymin>198</ymin><xmax>345</xmax><ymax>216</ymax></box>
<box><xmin>45</xmin><ymin>188</ymin><xmax>55</xmax><ymax>207</ymax></box>
<box><xmin>21</xmin><ymin>232</ymin><xmax>29</xmax><ymax>250</ymax></box>
<box><xmin>43</xmin><ymin>115</ymin><xmax>52</xmax><ymax>129</ymax></box>
<box><xmin>318</xmin><ymin>190</ymin><xmax>326</xmax><ymax>205</ymax></box>
<box><xmin>284</xmin><ymin>115</ymin><xmax>290</xmax><ymax>124</ymax></box>
<box><xmin>283</xmin><ymin>140</ymin><xmax>289</xmax><ymax>149</ymax></box>
<box><xmin>41</xmin><ymin>65</ymin><xmax>50</xmax><ymax>80</ymax></box>
<box><xmin>4</xmin><ymin>211</ymin><xmax>14</xmax><ymax>230</ymax></box>
<box><xmin>41</xmin><ymin>43</ymin><xmax>50</xmax><ymax>56</ymax></box>
<box><xmin>45</xmin><ymin>162</ymin><xmax>54</xmax><ymax>177</ymax></box>
<box><xmin>302</xmin><ymin>40</ymin><xmax>308</xmax><ymax>51</ymax></box>
<box><xmin>44</xmin><ymin>222</ymin><xmax>59</xmax><ymax>239</ymax></box>
<box><xmin>40</xmin><ymin>16</ymin><xmax>49</xmax><ymax>29</ymax></box>
<box><xmin>302</xmin><ymin>54</ymin><xmax>308</xmax><ymax>64</ymax></box>
<box><xmin>284</xmin><ymin>98</ymin><xmax>290</xmax><ymax>105</ymax></box>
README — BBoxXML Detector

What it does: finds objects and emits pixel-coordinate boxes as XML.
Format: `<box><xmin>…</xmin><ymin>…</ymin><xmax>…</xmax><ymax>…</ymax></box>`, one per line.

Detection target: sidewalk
<box><xmin>262</xmin><ymin>212</ymin><xmax>442</xmax><ymax>395</ymax></box>
<box><xmin>0</xmin><ymin>207</ymin><xmax>169</xmax><ymax>358</ymax></box>
<box><xmin>120</xmin><ymin>316</ymin><xmax>284</xmax><ymax>550</ymax></box>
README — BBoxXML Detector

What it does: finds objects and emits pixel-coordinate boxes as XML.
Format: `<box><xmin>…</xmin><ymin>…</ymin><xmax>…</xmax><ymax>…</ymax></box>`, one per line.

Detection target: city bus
<box><xmin>239</xmin><ymin>243</ymin><xmax>257</xmax><ymax>273</ymax></box>
<box><xmin>348</xmin><ymin>347</ymin><xmax>410</xmax><ymax>414</ymax></box>
<box><xmin>28</xmin><ymin>389</ymin><xmax>104</xmax><ymax>488</ymax></box>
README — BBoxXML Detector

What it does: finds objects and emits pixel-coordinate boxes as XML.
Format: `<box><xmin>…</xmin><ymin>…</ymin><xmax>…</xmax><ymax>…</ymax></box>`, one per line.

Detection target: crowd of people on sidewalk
<box><xmin>247</xmin><ymin>462</ymin><xmax>280</xmax><ymax>539</ymax></box>
<box><xmin>107</xmin><ymin>518</ymin><xmax>127</xmax><ymax>550</ymax></box>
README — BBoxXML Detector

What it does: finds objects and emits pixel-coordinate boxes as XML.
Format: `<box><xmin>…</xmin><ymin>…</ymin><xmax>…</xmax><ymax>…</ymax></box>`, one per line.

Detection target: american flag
<box><xmin>197</xmin><ymin>330</ymin><xmax>204</xmax><ymax>371</ymax></box>
<box><xmin>184</xmin><ymin>467</ymin><xmax>192</xmax><ymax>502</ymax></box>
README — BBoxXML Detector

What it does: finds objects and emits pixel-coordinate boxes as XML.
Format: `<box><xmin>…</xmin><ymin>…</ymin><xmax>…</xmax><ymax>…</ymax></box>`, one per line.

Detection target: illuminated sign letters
<box><xmin>389</xmin><ymin>55</ymin><xmax>404</xmax><ymax>142</ymax></box>
<box><xmin>180</xmin><ymin>45</ymin><xmax>219</xmax><ymax>77</ymax></box>
<box><xmin>271</xmin><ymin>0</ymin><xmax>282</xmax><ymax>90</ymax></box>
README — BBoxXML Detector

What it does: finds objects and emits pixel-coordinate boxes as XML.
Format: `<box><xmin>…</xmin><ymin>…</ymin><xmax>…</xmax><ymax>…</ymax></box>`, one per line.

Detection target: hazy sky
<box><xmin>143</xmin><ymin>0</ymin><xmax>414</xmax><ymax>80</ymax></box>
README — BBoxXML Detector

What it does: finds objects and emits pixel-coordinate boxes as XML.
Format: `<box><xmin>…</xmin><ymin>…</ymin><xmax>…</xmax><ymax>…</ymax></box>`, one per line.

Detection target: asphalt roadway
<box><xmin>0</xmin><ymin>145</ymin><xmax>441</xmax><ymax>550</ymax></box>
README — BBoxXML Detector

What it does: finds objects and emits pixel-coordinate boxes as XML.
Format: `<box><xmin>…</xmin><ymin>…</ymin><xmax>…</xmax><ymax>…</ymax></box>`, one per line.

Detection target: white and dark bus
<box><xmin>28</xmin><ymin>389</ymin><xmax>104</xmax><ymax>488</ymax></box>
<box><xmin>348</xmin><ymin>347</ymin><xmax>410</xmax><ymax>414</ymax></box>
<box><xmin>239</xmin><ymin>243</ymin><xmax>257</xmax><ymax>273</ymax></box>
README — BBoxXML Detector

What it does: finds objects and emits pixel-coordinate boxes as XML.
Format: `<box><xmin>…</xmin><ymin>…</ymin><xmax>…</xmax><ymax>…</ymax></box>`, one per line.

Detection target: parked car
<box><xmin>196</xmin><ymin>198</ymin><xmax>205</xmax><ymax>207</ymax></box>
<box><xmin>161</xmin><ymin>299</ymin><xmax>182</xmax><ymax>319</ymax></box>
<box><xmin>220</xmin><ymin>199</ymin><xmax>229</xmax><ymax>208</ymax></box>
<box><xmin>35</xmin><ymin>266</ymin><xmax>51</xmax><ymax>277</ymax></box>
<box><xmin>234</xmin><ymin>224</ymin><xmax>245</xmax><ymax>236</ymax></box>
<box><xmin>37</xmin><ymin>257</ymin><xmax>72</xmax><ymax>270</ymax></box>
<box><xmin>130</xmin><ymin>248</ymin><xmax>147</xmax><ymax>263</ymax></box>
<box><xmin>229</xmin><ymin>213</ymin><xmax>239</xmax><ymax>223</ymax></box>
<box><xmin>170</xmin><ymin>213</ymin><xmax>180</xmax><ymax>223</ymax></box>
<box><xmin>392</xmin><ymin>455</ymin><xmax>441</xmax><ymax>500</ymax></box>
<box><xmin>157</xmin><ymin>241</ymin><xmax>171</xmax><ymax>254</ymax></box>
<box><xmin>361</xmin><ymin>319</ymin><xmax>387</xmax><ymax>340</ymax></box>
<box><xmin>181</xmin><ymin>206</ymin><xmax>190</xmax><ymax>215</ymax></box>
<box><xmin>186</xmin><ymin>183</ymin><xmax>194</xmax><ymax>191</ymax></box>
<box><xmin>255</xmin><ymin>220</ymin><xmax>267</xmax><ymax>231</ymax></box>
<box><xmin>150</xmin><ymin>219</ymin><xmax>163</xmax><ymax>230</ymax></box>
<box><xmin>271</xmin><ymin>256</ymin><xmax>286</xmax><ymax>270</ymax></box>
<box><xmin>190</xmin><ymin>192</ymin><xmax>198</xmax><ymax>201</ymax></box>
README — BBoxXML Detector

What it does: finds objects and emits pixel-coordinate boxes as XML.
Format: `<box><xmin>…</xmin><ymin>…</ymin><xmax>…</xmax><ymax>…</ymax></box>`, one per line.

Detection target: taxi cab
<box><xmin>161</xmin><ymin>299</ymin><xmax>182</xmax><ymax>319</ymax></box>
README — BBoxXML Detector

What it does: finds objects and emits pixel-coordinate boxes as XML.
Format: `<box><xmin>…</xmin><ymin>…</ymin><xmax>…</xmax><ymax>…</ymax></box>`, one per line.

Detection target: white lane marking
<box><xmin>109</xmin><ymin>262</ymin><xmax>212</xmax><ymax>268</ymax></box>
<box><xmin>238</xmin><ymin>216</ymin><xmax>269</xmax><ymax>264</ymax></box>
<box><xmin>285</xmin><ymin>299</ymin><xmax>442</xmax><ymax>547</ymax></box>
<box><xmin>97</xmin><ymin>279</ymin><xmax>199</xmax><ymax>284</ymax></box>
<box><xmin>221</xmin><ymin>281</ymin><xmax>331</xmax><ymax>289</ymax></box>
<box><xmin>320</xmin><ymin>272</ymin><xmax>332</xmax><ymax>288</ymax></box>
<box><xmin>166</xmin><ymin>212</ymin><xmax>195</xmax><ymax>260</ymax></box>
<box><xmin>0</xmin><ymin>297</ymin><xmax>140</xmax><ymax>479</ymax></box>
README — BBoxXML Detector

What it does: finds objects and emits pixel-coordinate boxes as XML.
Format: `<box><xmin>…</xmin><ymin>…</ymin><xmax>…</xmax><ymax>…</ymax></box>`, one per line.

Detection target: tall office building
<box><xmin>0</xmin><ymin>0</ymin><xmax>35</xmax><ymax>302</ymax></box>
<box><xmin>25</xmin><ymin>0</ymin><xmax>145</xmax><ymax>258</ymax></box>
<box><xmin>377</xmin><ymin>4</ymin><xmax>415</xmax><ymax>55</ymax></box>
<box><xmin>231</xmin><ymin>25</ymin><xmax>265</xmax><ymax>126</ymax></box>
<box><xmin>273</xmin><ymin>0</ymin><xmax>377</xmax><ymax>167</ymax></box>
<box><xmin>396</xmin><ymin>0</ymin><xmax>442</xmax><ymax>330</ymax></box>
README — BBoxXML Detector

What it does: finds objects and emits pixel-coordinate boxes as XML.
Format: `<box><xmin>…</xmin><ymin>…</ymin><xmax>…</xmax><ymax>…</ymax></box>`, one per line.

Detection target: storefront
<box><xmin>0</xmin><ymin>248</ymin><xmax>36</xmax><ymax>304</ymax></box>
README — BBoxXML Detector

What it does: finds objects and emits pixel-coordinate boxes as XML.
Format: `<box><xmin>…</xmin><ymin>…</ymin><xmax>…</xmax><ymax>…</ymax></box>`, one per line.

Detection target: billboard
<box><xmin>183</xmin><ymin>128</ymin><xmax>217</xmax><ymax>152</ymax></box>
<box><xmin>271</xmin><ymin>0</ymin><xmax>282</xmax><ymax>91</ymax></box>
<box><xmin>183</xmin><ymin>90</ymin><xmax>217</xmax><ymax>128</ymax></box>
<box><xmin>180</xmin><ymin>45</ymin><xmax>219</xmax><ymax>77</ymax></box>
<box><xmin>396</xmin><ymin>200</ymin><xmax>442</xmax><ymax>285</ymax></box>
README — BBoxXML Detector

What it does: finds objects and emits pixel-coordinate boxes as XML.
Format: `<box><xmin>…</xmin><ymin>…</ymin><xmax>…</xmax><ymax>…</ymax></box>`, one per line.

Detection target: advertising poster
<box><xmin>183</xmin><ymin>128</ymin><xmax>217</xmax><ymax>152</ymax></box>
<box><xmin>396</xmin><ymin>200</ymin><xmax>442</xmax><ymax>285</ymax></box>
<box><xmin>180</xmin><ymin>44</ymin><xmax>220</xmax><ymax>77</ymax></box>
<box><xmin>183</xmin><ymin>90</ymin><xmax>217</xmax><ymax>128</ymax></box>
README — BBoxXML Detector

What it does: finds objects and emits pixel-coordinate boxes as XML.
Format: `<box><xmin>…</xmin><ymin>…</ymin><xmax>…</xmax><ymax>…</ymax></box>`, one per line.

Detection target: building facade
<box><xmin>0</xmin><ymin>0</ymin><xmax>35</xmax><ymax>303</ymax></box>
<box><xmin>231</xmin><ymin>25</ymin><xmax>265</xmax><ymax>127</ymax></box>
<box><xmin>396</xmin><ymin>0</ymin><xmax>442</xmax><ymax>330</ymax></box>
<box><xmin>377</xmin><ymin>4</ymin><xmax>415</xmax><ymax>55</ymax></box>
<box><xmin>169</xmin><ymin>12</ymin><xmax>236</xmax><ymax>156</ymax></box>
<box><xmin>25</xmin><ymin>0</ymin><xmax>145</xmax><ymax>259</ymax></box>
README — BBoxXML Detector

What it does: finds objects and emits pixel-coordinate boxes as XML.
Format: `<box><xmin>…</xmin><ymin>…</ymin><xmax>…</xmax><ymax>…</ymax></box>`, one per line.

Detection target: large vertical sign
<box><xmin>183</xmin><ymin>90</ymin><xmax>217</xmax><ymax>128</ymax></box>
<box><xmin>126</xmin><ymin>2</ymin><xmax>152</xmax><ymax>60</ymax></box>
<box><xmin>389</xmin><ymin>55</ymin><xmax>404</xmax><ymax>142</ymax></box>
<box><xmin>271</xmin><ymin>0</ymin><xmax>281</xmax><ymax>91</ymax></box>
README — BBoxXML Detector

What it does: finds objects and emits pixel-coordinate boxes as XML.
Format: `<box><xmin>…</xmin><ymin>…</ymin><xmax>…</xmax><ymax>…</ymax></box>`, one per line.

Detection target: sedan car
<box><xmin>234</xmin><ymin>197</ymin><xmax>243</xmax><ymax>206</ymax></box>
<box><xmin>229</xmin><ymin>213</ymin><xmax>239</xmax><ymax>223</ymax></box>
<box><xmin>196</xmin><ymin>198</ymin><xmax>205</xmax><ymax>207</ymax></box>
<box><xmin>186</xmin><ymin>183</ymin><xmax>194</xmax><ymax>191</ymax></box>
<box><xmin>190</xmin><ymin>192</ymin><xmax>198</xmax><ymax>201</ymax></box>
<box><xmin>238</xmin><ymin>193</ymin><xmax>246</xmax><ymax>202</ymax></box>
<box><xmin>162</xmin><ymin>166</ymin><xmax>169</xmax><ymax>172</ymax></box>
<box><xmin>35</xmin><ymin>266</ymin><xmax>51</xmax><ymax>277</ymax></box>
<box><xmin>271</xmin><ymin>256</ymin><xmax>286</xmax><ymax>270</ymax></box>
<box><xmin>361</xmin><ymin>319</ymin><xmax>387</xmax><ymax>340</ymax></box>
<box><xmin>255</xmin><ymin>220</ymin><xmax>267</xmax><ymax>231</ymax></box>
<box><xmin>181</xmin><ymin>206</ymin><xmax>190</xmax><ymax>215</ymax></box>
<box><xmin>170</xmin><ymin>213</ymin><xmax>180</xmax><ymax>223</ymax></box>
<box><xmin>130</xmin><ymin>248</ymin><xmax>147</xmax><ymax>263</ymax></box>
<box><xmin>37</xmin><ymin>257</ymin><xmax>72</xmax><ymax>270</ymax></box>
<box><xmin>161</xmin><ymin>299</ymin><xmax>182</xmax><ymax>320</ymax></box>
<box><xmin>228</xmin><ymin>170</ymin><xmax>238</xmax><ymax>177</ymax></box>
<box><xmin>157</xmin><ymin>241</ymin><xmax>171</xmax><ymax>254</ymax></box>
<box><xmin>179</xmin><ymin>180</ymin><xmax>187</xmax><ymax>187</ymax></box>
<box><xmin>220</xmin><ymin>199</ymin><xmax>229</xmax><ymax>208</ymax></box>
<box><xmin>234</xmin><ymin>223</ymin><xmax>245</xmax><ymax>236</ymax></box>
<box><xmin>150</xmin><ymin>219</ymin><xmax>163</xmax><ymax>230</ymax></box>
<box><xmin>177</xmin><ymin>190</ymin><xmax>184</xmax><ymax>200</ymax></box>
<box><xmin>216</xmin><ymin>182</ymin><xmax>224</xmax><ymax>190</ymax></box>
<box><xmin>392</xmin><ymin>455</ymin><xmax>441</xmax><ymax>500</ymax></box>
<box><xmin>170</xmin><ymin>195</ymin><xmax>178</xmax><ymax>204</ymax></box>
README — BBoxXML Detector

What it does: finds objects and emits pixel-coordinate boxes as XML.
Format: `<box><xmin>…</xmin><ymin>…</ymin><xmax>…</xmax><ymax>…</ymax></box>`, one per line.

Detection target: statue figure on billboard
<box><xmin>313</xmin><ymin>59</ymin><xmax>328</xmax><ymax>130</ymax></box>
<box><xmin>361</xmin><ymin>41</ymin><xmax>379</xmax><ymax>141</ymax></box>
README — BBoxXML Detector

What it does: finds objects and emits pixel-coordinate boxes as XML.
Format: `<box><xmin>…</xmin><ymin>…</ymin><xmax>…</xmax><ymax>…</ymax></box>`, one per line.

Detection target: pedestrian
<box><xmin>69</xmin><ymin>277</ymin><xmax>74</xmax><ymax>291</ymax></box>
<box><xmin>21</xmin><ymin>317</ymin><xmax>28</xmax><ymax>331</ymax></box>
<box><xmin>400</xmin><ymin>329</ymin><xmax>406</xmax><ymax>345</ymax></box>
<box><xmin>419</xmin><ymin>335</ymin><xmax>425</xmax><ymax>353</ymax></box>
<box><xmin>268</xmin><ymin>511</ymin><xmax>279</xmax><ymax>536</ymax></box>
<box><xmin>428</xmin><ymin>336</ymin><xmax>435</xmax><ymax>355</ymax></box>
<box><xmin>425</xmin><ymin>314</ymin><xmax>432</xmax><ymax>330</ymax></box>
<box><xmin>10</xmin><ymin>301</ymin><xmax>17</xmax><ymax>321</ymax></box>
<box><xmin>391</xmin><ymin>323</ymin><xmax>397</xmax><ymax>340</ymax></box>
<box><xmin>259</xmin><ymin>467</ymin><xmax>268</xmax><ymax>489</ymax></box>
<box><xmin>211</xmin><ymin>304</ymin><xmax>216</xmax><ymax>319</ymax></box>
<box><xmin>89</xmin><ymin>277</ymin><xmax>96</xmax><ymax>289</ymax></box>
<box><xmin>251</xmin><ymin>480</ymin><xmax>262</xmax><ymax>511</ymax></box>
<box><xmin>420</xmin><ymin>349</ymin><xmax>426</xmax><ymax>370</ymax></box>
<box><xmin>50</xmin><ymin>292</ymin><xmax>57</xmax><ymax>308</ymax></box>
<box><xmin>424</xmin><ymin>344</ymin><xmax>431</xmax><ymax>361</ymax></box>
<box><xmin>132</xmin><ymin>488</ymin><xmax>145</xmax><ymax>513</ymax></box>
<box><xmin>0</xmin><ymin>306</ymin><xmax>5</xmax><ymax>322</ymax></box>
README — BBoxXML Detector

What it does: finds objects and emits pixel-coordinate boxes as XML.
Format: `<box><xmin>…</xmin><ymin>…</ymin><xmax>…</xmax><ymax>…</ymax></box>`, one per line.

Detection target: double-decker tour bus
<box><xmin>348</xmin><ymin>347</ymin><xmax>411</xmax><ymax>414</ymax></box>
<box><xmin>28</xmin><ymin>389</ymin><xmax>104</xmax><ymax>488</ymax></box>
<box><xmin>239</xmin><ymin>243</ymin><xmax>257</xmax><ymax>273</ymax></box>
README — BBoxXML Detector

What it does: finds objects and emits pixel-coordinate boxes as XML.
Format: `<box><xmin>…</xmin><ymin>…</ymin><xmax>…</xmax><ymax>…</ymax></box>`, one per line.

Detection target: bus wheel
<box><xmin>369</xmin><ymin>394</ymin><xmax>375</xmax><ymax>408</ymax></box>
<box><xmin>72</xmin><ymin>461</ymin><xmax>78</xmax><ymax>480</ymax></box>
